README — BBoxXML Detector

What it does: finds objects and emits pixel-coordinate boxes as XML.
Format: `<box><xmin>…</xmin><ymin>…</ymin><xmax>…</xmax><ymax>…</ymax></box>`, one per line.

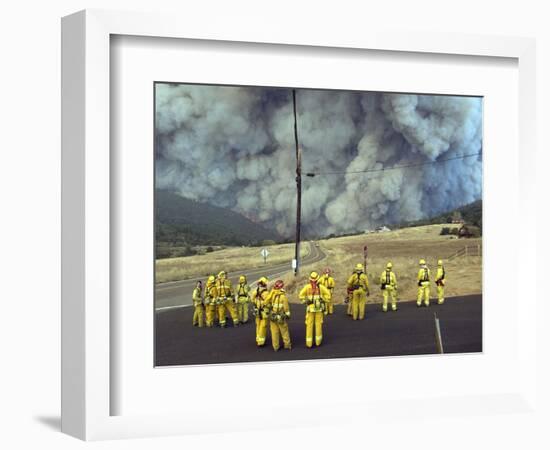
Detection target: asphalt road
<box><xmin>155</xmin><ymin>242</ymin><xmax>326</xmax><ymax>310</ymax></box>
<box><xmin>155</xmin><ymin>294</ymin><xmax>482</xmax><ymax>366</ymax></box>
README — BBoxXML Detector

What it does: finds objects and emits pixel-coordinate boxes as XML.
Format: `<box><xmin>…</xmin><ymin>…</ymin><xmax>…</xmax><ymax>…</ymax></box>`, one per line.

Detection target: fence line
<box><xmin>448</xmin><ymin>244</ymin><xmax>482</xmax><ymax>260</ymax></box>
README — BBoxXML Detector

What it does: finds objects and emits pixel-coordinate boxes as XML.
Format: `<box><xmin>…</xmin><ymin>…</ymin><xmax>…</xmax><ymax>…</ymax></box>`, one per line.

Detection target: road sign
<box><xmin>261</xmin><ymin>248</ymin><xmax>269</xmax><ymax>264</ymax></box>
<box><xmin>291</xmin><ymin>258</ymin><xmax>297</xmax><ymax>269</ymax></box>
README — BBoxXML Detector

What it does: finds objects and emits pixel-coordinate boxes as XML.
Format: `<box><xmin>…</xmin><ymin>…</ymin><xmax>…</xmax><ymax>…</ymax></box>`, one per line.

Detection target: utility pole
<box><xmin>293</xmin><ymin>89</ymin><xmax>302</xmax><ymax>276</ymax></box>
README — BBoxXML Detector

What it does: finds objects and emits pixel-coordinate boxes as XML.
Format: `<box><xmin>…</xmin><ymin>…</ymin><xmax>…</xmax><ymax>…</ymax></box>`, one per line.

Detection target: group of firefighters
<box><xmin>192</xmin><ymin>259</ymin><xmax>446</xmax><ymax>351</ymax></box>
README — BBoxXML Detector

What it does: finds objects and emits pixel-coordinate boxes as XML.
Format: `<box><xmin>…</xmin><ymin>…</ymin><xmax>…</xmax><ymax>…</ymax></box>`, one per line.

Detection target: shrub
<box><xmin>260</xmin><ymin>240</ymin><xmax>276</xmax><ymax>246</ymax></box>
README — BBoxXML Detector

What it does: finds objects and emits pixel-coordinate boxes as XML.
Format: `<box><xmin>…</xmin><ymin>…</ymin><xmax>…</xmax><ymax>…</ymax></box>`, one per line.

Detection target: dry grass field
<box><xmin>279</xmin><ymin>224</ymin><xmax>482</xmax><ymax>305</ymax></box>
<box><xmin>156</xmin><ymin>243</ymin><xmax>310</xmax><ymax>283</ymax></box>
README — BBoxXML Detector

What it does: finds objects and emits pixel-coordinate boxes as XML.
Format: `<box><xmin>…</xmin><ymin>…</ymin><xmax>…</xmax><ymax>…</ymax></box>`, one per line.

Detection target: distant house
<box><xmin>451</xmin><ymin>211</ymin><xmax>464</xmax><ymax>224</ymax></box>
<box><xmin>376</xmin><ymin>226</ymin><xmax>391</xmax><ymax>233</ymax></box>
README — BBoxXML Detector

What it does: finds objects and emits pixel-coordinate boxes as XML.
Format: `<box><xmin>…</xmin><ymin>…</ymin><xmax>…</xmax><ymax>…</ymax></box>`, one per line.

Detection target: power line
<box><xmin>305</xmin><ymin>152</ymin><xmax>481</xmax><ymax>177</ymax></box>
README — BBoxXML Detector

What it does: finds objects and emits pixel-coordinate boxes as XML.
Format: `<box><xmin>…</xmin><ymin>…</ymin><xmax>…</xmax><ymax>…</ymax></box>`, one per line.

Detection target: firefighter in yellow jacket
<box><xmin>416</xmin><ymin>259</ymin><xmax>431</xmax><ymax>307</ymax></box>
<box><xmin>269</xmin><ymin>280</ymin><xmax>292</xmax><ymax>351</ymax></box>
<box><xmin>319</xmin><ymin>267</ymin><xmax>335</xmax><ymax>314</ymax></box>
<box><xmin>251</xmin><ymin>277</ymin><xmax>271</xmax><ymax>346</ymax></box>
<box><xmin>235</xmin><ymin>275</ymin><xmax>250</xmax><ymax>324</ymax></box>
<box><xmin>299</xmin><ymin>271</ymin><xmax>331</xmax><ymax>348</ymax></box>
<box><xmin>346</xmin><ymin>263</ymin><xmax>370</xmax><ymax>320</ymax></box>
<box><xmin>215</xmin><ymin>271</ymin><xmax>239</xmax><ymax>327</ymax></box>
<box><xmin>379</xmin><ymin>262</ymin><xmax>397</xmax><ymax>312</ymax></box>
<box><xmin>435</xmin><ymin>259</ymin><xmax>446</xmax><ymax>304</ymax></box>
<box><xmin>192</xmin><ymin>280</ymin><xmax>204</xmax><ymax>327</ymax></box>
<box><xmin>204</xmin><ymin>275</ymin><xmax>217</xmax><ymax>327</ymax></box>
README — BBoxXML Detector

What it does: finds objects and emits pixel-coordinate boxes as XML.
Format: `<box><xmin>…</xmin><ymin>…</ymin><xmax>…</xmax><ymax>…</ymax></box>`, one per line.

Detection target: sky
<box><xmin>155</xmin><ymin>83</ymin><xmax>482</xmax><ymax>237</ymax></box>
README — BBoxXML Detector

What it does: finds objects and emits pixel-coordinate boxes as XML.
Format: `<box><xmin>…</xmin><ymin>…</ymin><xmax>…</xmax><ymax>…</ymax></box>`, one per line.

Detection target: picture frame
<box><xmin>61</xmin><ymin>9</ymin><xmax>537</xmax><ymax>441</ymax></box>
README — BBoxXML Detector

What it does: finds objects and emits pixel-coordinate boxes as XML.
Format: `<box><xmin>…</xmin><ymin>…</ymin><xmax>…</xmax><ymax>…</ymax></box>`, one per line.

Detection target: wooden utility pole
<box><xmin>293</xmin><ymin>89</ymin><xmax>302</xmax><ymax>276</ymax></box>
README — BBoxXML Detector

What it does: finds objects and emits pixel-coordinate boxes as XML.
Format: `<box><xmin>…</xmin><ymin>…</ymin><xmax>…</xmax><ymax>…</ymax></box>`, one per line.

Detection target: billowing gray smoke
<box><xmin>155</xmin><ymin>84</ymin><xmax>482</xmax><ymax>237</ymax></box>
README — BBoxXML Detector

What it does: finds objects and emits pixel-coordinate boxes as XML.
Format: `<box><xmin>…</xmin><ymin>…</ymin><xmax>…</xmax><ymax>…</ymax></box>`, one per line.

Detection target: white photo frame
<box><xmin>61</xmin><ymin>9</ymin><xmax>537</xmax><ymax>441</ymax></box>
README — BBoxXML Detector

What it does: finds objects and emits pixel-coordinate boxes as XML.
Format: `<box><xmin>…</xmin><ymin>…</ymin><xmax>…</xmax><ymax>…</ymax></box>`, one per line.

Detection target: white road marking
<box><xmin>156</xmin><ymin>304</ymin><xmax>193</xmax><ymax>312</ymax></box>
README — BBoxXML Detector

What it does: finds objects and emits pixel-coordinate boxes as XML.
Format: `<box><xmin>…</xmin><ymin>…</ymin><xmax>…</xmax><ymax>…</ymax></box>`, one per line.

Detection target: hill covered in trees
<box><xmin>156</xmin><ymin>190</ymin><xmax>283</xmax><ymax>258</ymax></box>
<box><xmin>403</xmin><ymin>200</ymin><xmax>482</xmax><ymax>231</ymax></box>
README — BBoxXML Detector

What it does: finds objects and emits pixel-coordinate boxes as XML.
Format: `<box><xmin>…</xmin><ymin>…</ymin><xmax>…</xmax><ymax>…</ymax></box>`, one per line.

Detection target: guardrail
<box><xmin>448</xmin><ymin>244</ymin><xmax>482</xmax><ymax>260</ymax></box>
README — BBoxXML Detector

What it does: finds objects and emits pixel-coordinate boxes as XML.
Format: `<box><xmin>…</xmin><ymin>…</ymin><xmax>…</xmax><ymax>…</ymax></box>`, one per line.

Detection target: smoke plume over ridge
<box><xmin>155</xmin><ymin>84</ymin><xmax>482</xmax><ymax>237</ymax></box>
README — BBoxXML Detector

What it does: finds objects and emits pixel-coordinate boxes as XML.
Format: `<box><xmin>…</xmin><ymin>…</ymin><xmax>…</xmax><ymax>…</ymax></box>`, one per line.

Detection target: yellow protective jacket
<box><xmin>379</xmin><ymin>270</ymin><xmax>397</xmax><ymax>289</ymax></box>
<box><xmin>215</xmin><ymin>279</ymin><xmax>233</xmax><ymax>301</ymax></box>
<box><xmin>347</xmin><ymin>272</ymin><xmax>369</xmax><ymax>292</ymax></box>
<box><xmin>417</xmin><ymin>267</ymin><xmax>431</xmax><ymax>284</ymax></box>
<box><xmin>318</xmin><ymin>274</ymin><xmax>335</xmax><ymax>294</ymax></box>
<box><xmin>269</xmin><ymin>288</ymin><xmax>291</xmax><ymax>323</ymax></box>
<box><xmin>435</xmin><ymin>266</ymin><xmax>446</xmax><ymax>286</ymax></box>
<box><xmin>251</xmin><ymin>286</ymin><xmax>271</xmax><ymax>319</ymax></box>
<box><xmin>192</xmin><ymin>287</ymin><xmax>203</xmax><ymax>307</ymax></box>
<box><xmin>204</xmin><ymin>282</ymin><xmax>217</xmax><ymax>305</ymax></box>
<box><xmin>299</xmin><ymin>283</ymin><xmax>331</xmax><ymax>313</ymax></box>
<box><xmin>236</xmin><ymin>283</ymin><xmax>250</xmax><ymax>303</ymax></box>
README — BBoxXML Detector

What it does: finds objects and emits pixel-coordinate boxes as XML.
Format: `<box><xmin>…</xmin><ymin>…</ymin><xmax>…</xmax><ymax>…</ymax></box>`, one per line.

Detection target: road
<box><xmin>155</xmin><ymin>241</ymin><xmax>326</xmax><ymax>310</ymax></box>
<box><xmin>155</xmin><ymin>294</ymin><xmax>482</xmax><ymax>366</ymax></box>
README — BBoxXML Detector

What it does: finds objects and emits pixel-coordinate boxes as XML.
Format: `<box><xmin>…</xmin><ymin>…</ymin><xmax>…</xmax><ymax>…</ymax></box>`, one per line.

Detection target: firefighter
<box><xmin>435</xmin><ymin>259</ymin><xmax>446</xmax><ymax>304</ymax></box>
<box><xmin>346</xmin><ymin>263</ymin><xmax>370</xmax><ymax>320</ymax></box>
<box><xmin>379</xmin><ymin>262</ymin><xmax>397</xmax><ymax>312</ymax></box>
<box><xmin>251</xmin><ymin>277</ymin><xmax>271</xmax><ymax>346</ymax></box>
<box><xmin>299</xmin><ymin>271</ymin><xmax>331</xmax><ymax>348</ymax></box>
<box><xmin>416</xmin><ymin>259</ymin><xmax>431</xmax><ymax>307</ymax></box>
<box><xmin>346</xmin><ymin>282</ymin><xmax>353</xmax><ymax>316</ymax></box>
<box><xmin>319</xmin><ymin>267</ymin><xmax>335</xmax><ymax>314</ymax></box>
<box><xmin>345</xmin><ymin>294</ymin><xmax>353</xmax><ymax>316</ymax></box>
<box><xmin>204</xmin><ymin>275</ymin><xmax>217</xmax><ymax>327</ymax></box>
<box><xmin>235</xmin><ymin>275</ymin><xmax>250</xmax><ymax>323</ymax></box>
<box><xmin>215</xmin><ymin>271</ymin><xmax>239</xmax><ymax>327</ymax></box>
<box><xmin>269</xmin><ymin>280</ymin><xmax>292</xmax><ymax>351</ymax></box>
<box><xmin>192</xmin><ymin>280</ymin><xmax>204</xmax><ymax>327</ymax></box>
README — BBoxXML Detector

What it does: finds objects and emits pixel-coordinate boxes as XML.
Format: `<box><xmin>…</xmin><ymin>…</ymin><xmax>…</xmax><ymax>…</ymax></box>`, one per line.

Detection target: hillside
<box><xmin>156</xmin><ymin>190</ymin><xmax>283</xmax><ymax>257</ymax></box>
<box><xmin>280</xmin><ymin>223</ymin><xmax>482</xmax><ymax>304</ymax></box>
<box><xmin>402</xmin><ymin>200</ymin><xmax>482</xmax><ymax>231</ymax></box>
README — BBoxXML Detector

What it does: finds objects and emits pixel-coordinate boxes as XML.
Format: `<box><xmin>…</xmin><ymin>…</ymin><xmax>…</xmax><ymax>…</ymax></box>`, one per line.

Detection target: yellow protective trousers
<box><xmin>305</xmin><ymin>311</ymin><xmax>324</xmax><ymax>347</ymax></box>
<box><xmin>327</xmin><ymin>296</ymin><xmax>334</xmax><ymax>314</ymax></box>
<box><xmin>256</xmin><ymin>317</ymin><xmax>269</xmax><ymax>346</ymax></box>
<box><xmin>218</xmin><ymin>301</ymin><xmax>239</xmax><ymax>326</ymax></box>
<box><xmin>270</xmin><ymin>321</ymin><xmax>291</xmax><ymax>351</ymax></box>
<box><xmin>205</xmin><ymin>304</ymin><xmax>216</xmax><ymax>327</ymax></box>
<box><xmin>237</xmin><ymin>300</ymin><xmax>249</xmax><ymax>323</ymax></box>
<box><xmin>351</xmin><ymin>288</ymin><xmax>366</xmax><ymax>320</ymax></box>
<box><xmin>347</xmin><ymin>299</ymin><xmax>352</xmax><ymax>316</ymax></box>
<box><xmin>382</xmin><ymin>286</ymin><xmax>397</xmax><ymax>311</ymax></box>
<box><xmin>193</xmin><ymin>305</ymin><xmax>204</xmax><ymax>327</ymax></box>
<box><xmin>417</xmin><ymin>282</ymin><xmax>430</xmax><ymax>306</ymax></box>
<box><xmin>437</xmin><ymin>284</ymin><xmax>445</xmax><ymax>304</ymax></box>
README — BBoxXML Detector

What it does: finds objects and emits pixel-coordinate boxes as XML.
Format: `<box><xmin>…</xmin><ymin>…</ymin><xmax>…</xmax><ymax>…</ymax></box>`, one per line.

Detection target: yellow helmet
<box><xmin>438</xmin><ymin>259</ymin><xmax>443</xmax><ymax>266</ymax></box>
<box><xmin>217</xmin><ymin>271</ymin><xmax>226</xmax><ymax>279</ymax></box>
<box><xmin>239</xmin><ymin>275</ymin><xmax>246</xmax><ymax>283</ymax></box>
<box><xmin>309</xmin><ymin>271</ymin><xmax>319</xmax><ymax>281</ymax></box>
<box><xmin>207</xmin><ymin>275</ymin><xmax>216</xmax><ymax>285</ymax></box>
<box><xmin>355</xmin><ymin>263</ymin><xmax>364</xmax><ymax>272</ymax></box>
<box><xmin>386</xmin><ymin>262</ymin><xmax>393</xmax><ymax>270</ymax></box>
<box><xmin>258</xmin><ymin>276</ymin><xmax>269</xmax><ymax>286</ymax></box>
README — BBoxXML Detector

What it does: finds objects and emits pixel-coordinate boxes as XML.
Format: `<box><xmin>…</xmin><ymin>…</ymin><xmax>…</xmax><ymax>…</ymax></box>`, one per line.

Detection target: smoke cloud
<box><xmin>155</xmin><ymin>84</ymin><xmax>482</xmax><ymax>237</ymax></box>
